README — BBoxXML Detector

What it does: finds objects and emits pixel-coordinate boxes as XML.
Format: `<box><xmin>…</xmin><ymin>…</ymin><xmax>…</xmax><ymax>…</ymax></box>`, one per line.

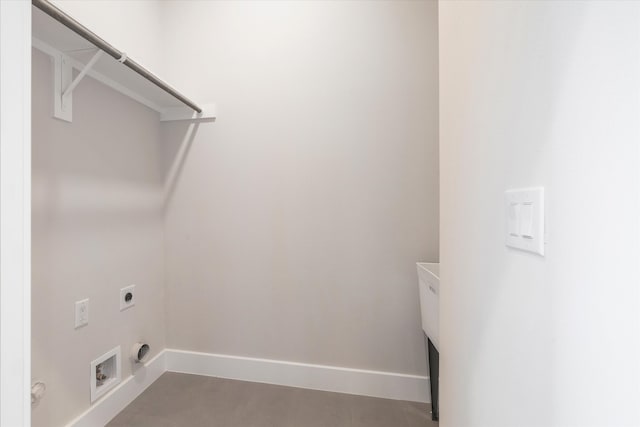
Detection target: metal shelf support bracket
<box><xmin>54</xmin><ymin>49</ymin><xmax>103</xmax><ymax>122</ymax></box>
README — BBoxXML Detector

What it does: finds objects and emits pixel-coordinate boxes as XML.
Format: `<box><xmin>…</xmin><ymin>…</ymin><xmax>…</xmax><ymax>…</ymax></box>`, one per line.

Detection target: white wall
<box><xmin>439</xmin><ymin>1</ymin><xmax>640</xmax><ymax>426</ymax></box>
<box><xmin>30</xmin><ymin>3</ymin><xmax>438</xmax><ymax>425</ymax></box>
<box><xmin>31</xmin><ymin>4</ymin><xmax>170</xmax><ymax>426</ymax></box>
<box><xmin>160</xmin><ymin>0</ymin><xmax>439</xmax><ymax>375</ymax></box>
<box><xmin>0</xmin><ymin>1</ymin><xmax>31</xmax><ymax>425</ymax></box>
<box><xmin>31</xmin><ymin>49</ymin><xmax>166</xmax><ymax>427</ymax></box>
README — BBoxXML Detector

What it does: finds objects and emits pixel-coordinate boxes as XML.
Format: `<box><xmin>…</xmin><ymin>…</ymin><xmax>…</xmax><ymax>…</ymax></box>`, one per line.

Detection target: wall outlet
<box><xmin>120</xmin><ymin>285</ymin><xmax>135</xmax><ymax>311</ymax></box>
<box><xmin>74</xmin><ymin>299</ymin><xmax>89</xmax><ymax>328</ymax></box>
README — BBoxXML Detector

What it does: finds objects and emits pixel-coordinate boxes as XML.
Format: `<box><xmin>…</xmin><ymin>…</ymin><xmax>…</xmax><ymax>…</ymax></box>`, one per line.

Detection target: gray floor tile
<box><xmin>289</xmin><ymin>388</ymin><xmax>353</xmax><ymax>427</ymax></box>
<box><xmin>349</xmin><ymin>394</ymin><xmax>411</xmax><ymax>427</ymax></box>
<box><xmin>106</xmin><ymin>373</ymin><xmax>436</xmax><ymax>427</ymax></box>
<box><xmin>403</xmin><ymin>401</ymin><xmax>438</xmax><ymax>427</ymax></box>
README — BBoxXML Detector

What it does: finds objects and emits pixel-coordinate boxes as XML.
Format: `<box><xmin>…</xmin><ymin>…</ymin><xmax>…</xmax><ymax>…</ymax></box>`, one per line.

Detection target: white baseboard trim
<box><xmin>65</xmin><ymin>350</ymin><xmax>167</xmax><ymax>427</ymax></box>
<box><xmin>165</xmin><ymin>349</ymin><xmax>430</xmax><ymax>403</ymax></box>
<box><xmin>65</xmin><ymin>348</ymin><xmax>429</xmax><ymax>426</ymax></box>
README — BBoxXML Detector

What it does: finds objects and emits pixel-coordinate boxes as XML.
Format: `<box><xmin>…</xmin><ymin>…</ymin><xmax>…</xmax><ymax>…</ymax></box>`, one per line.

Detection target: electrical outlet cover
<box><xmin>120</xmin><ymin>285</ymin><xmax>135</xmax><ymax>311</ymax></box>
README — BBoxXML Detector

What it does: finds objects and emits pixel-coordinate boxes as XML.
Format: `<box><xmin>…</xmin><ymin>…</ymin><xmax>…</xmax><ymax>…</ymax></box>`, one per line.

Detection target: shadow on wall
<box><xmin>31</xmin><ymin>47</ymin><xmax>167</xmax><ymax>230</ymax></box>
<box><xmin>162</xmin><ymin>121</ymin><xmax>203</xmax><ymax>212</ymax></box>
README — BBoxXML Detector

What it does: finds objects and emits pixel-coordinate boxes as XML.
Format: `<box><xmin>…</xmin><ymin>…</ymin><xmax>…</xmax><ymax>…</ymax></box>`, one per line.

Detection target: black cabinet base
<box><xmin>426</xmin><ymin>335</ymin><xmax>439</xmax><ymax>421</ymax></box>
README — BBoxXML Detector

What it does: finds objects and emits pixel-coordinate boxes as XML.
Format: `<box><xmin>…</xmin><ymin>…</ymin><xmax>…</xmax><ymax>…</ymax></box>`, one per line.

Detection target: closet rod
<box><xmin>32</xmin><ymin>0</ymin><xmax>203</xmax><ymax>114</ymax></box>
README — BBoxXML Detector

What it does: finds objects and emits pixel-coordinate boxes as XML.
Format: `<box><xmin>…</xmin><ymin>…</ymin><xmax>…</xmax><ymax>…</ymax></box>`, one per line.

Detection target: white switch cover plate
<box><xmin>505</xmin><ymin>187</ymin><xmax>544</xmax><ymax>256</ymax></box>
<box><xmin>75</xmin><ymin>299</ymin><xmax>89</xmax><ymax>328</ymax></box>
<box><xmin>120</xmin><ymin>285</ymin><xmax>136</xmax><ymax>311</ymax></box>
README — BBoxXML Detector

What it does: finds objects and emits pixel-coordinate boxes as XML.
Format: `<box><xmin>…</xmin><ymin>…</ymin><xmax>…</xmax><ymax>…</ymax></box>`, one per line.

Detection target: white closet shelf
<box><xmin>31</xmin><ymin>1</ymin><xmax>216</xmax><ymax>123</ymax></box>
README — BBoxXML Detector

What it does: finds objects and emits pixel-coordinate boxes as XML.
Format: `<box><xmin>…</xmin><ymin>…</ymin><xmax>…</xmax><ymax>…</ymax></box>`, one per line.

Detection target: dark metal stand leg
<box><xmin>427</xmin><ymin>336</ymin><xmax>439</xmax><ymax>421</ymax></box>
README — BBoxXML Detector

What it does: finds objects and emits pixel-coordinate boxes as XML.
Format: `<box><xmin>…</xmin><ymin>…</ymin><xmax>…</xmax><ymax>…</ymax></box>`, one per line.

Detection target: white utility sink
<box><xmin>416</xmin><ymin>262</ymin><xmax>440</xmax><ymax>351</ymax></box>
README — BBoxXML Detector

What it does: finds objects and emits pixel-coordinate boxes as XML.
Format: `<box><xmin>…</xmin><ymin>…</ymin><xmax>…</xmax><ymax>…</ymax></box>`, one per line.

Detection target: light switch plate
<box><xmin>505</xmin><ymin>187</ymin><xmax>544</xmax><ymax>255</ymax></box>
<box><xmin>75</xmin><ymin>299</ymin><xmax>89</xmax><ymax>328</ymax></box>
